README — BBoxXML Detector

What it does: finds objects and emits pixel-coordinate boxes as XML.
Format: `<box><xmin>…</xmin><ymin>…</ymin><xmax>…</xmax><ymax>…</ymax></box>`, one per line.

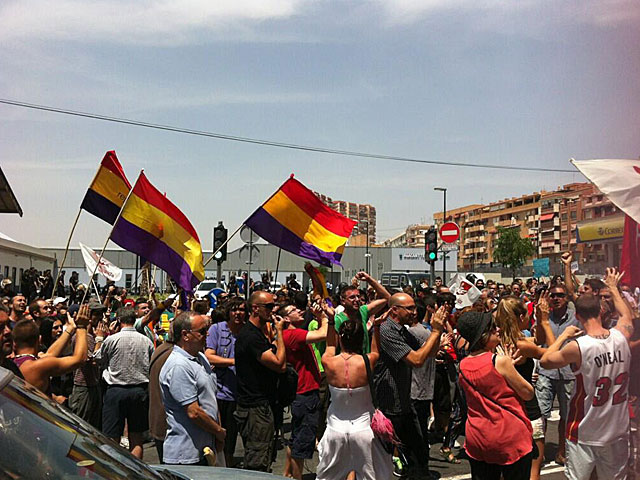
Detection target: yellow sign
<box><xmin>577</xmin><ymin>215</ymin><xmax>624</xmax><ymax>243</ymax></box>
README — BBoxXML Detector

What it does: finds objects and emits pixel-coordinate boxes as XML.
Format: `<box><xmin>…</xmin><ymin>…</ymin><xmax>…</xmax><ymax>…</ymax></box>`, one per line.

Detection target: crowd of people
<box><xmin>0</xmin><ymin>254</ymin><xmax>638</xmax><ymax>480</ymax></box>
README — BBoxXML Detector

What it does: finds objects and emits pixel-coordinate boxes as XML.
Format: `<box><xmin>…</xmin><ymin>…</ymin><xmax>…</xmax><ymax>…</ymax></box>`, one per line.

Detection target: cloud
<box><xmin>376</xmin><ymin>0</ymin><xmax>640</xmax><ymax>28</ymax></box>
<box><xmin>0</xmin><ymin>0</ymin><xmax>306</xmax><ymax>45</ymax></box>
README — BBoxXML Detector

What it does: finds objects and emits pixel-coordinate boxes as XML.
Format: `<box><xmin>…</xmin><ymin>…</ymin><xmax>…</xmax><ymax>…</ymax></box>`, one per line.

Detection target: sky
<box><xmin>1</xmin><ymin>0</ymin><xmax>639</xmax><ymax>252</ymax></box>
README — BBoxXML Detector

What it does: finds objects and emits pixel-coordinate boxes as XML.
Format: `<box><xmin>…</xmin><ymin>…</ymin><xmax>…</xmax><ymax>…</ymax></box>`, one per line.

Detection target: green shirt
<box><xmin>334</xmin><ymin>305</ymin><xmax>370</xmax><ymax>354</ymax></box>
<box><xmin>308</xmin><ymin>319</ymin><xmax>325</xmax><ymax>373</ymax></box>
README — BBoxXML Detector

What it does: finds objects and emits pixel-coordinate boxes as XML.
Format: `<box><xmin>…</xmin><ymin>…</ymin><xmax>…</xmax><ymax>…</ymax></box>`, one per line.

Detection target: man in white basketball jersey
<box><xmin>541</xmin><ymin>268</ymin><xmax>634</xmax><ymax>480</ymax></box>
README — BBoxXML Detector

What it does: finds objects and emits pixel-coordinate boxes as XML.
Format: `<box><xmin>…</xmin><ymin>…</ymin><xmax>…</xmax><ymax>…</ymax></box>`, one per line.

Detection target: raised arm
<box><xmin>561</xmin><ymin>252</ymin><xmax>577</xmax><ymax>301</ymax></box>
<box><xmin>355</xmin><ymin>271</ymin><xmax>391</xmax><ymax>316</ymax></box>
<box><xmin>539</xmin><ymin>326</ymin><xmax>583</xmax><ymax>370</ymax></box>
<box><xmin>43</xmin><ymin>314</ymin><xmax>76</xmax><ymax>358</ymax></box>
<box><xmin>494</xmin><ymin>345</ymin><xmax>534</xmax><ymax>401</ymax></box>
<box><xmin>605</xmin><ymin>267</ymin><xmax>635</xmax><ymax>341</ymax></box>
<box><xmin>403</xmin><ymin>305</ymin><xmax>446</xmax><ymax>368</ymax></box>
<box><xmin>258</xmin><ymin>316</ymin><xmax>287</xmax><ymax>373</ymax></box>
<box><xmin>305</xmin><ymin>302</ymin><xmax>328</xmax><ymax>344</ymax></box>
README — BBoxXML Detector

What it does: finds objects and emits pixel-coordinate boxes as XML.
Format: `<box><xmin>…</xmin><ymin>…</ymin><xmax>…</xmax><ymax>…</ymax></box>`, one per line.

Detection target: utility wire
<box><xmin>0</xmin><ymin>98</ymin><xmax>578</xmax><ymax>173</ymax></box>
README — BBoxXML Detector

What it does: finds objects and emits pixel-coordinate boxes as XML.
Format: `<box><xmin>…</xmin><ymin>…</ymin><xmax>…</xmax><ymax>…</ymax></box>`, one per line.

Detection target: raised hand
<box><xmin>561</xmin><ymin>325</ymin><xmax>583</xmax><ymax>340</ymax></box>
<box><xmin>604</xmin><ymin>267</ymin><xmax>624</xmax><ymax>290</ymax></box>
<box><xmin>536</xmin><ymin>290</ymin><xmax>551</xmax><ymax>320</ymax></box>
<box><xmin>561</xmin><ymin>251</ymin><xmax>573</xmax><ymax>266</ymax></box>
<box><xmin>431</xmin><ymin>305</ymin><xmax>447</xmax><ymax>332</ymax></box>
<box><xmin>75</xmin><ymin>304</ymin><xmax>91</xmax><ymax>329</ymax></box>
<box><xmin>496</xmin><ymin>343</ymin><xmax>522</xmax><ymax>365</ymax></box>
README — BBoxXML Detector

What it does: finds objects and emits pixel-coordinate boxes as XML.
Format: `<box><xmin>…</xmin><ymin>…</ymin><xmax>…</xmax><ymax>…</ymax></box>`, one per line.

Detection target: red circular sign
<box><xmin>439</xmin><ymin>222</ymin><xmax>460</xmax><ymax>243</ymax></box>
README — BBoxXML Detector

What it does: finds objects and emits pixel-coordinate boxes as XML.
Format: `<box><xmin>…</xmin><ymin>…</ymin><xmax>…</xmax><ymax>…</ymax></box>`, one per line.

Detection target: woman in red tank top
<box><xmin>457</xmin><ymin>311</ymin><xmax>535</xmax><ymax>480</ymax></box>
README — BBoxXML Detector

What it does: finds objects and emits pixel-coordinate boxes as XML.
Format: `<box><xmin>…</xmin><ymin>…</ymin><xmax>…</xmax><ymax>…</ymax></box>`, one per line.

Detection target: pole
<box><xmin>246</xmin><ymin>237</ymin><xmax>253</xmax><ymax>301</ymax></box>
<box><xmin>91</xmin><ymin>279</ymin><xmax>101</xmax><ymax>299</ymax></box>
<box><xmin>443</xmin><ymin>189</ymin><xmax>447</xmax><ymax>283</ymax></box>
<box><xmin>274</xmin><ymin>248</ymin><xmax>282</xmax><ymax>291</ymax></box>
<box><xmin>50</xmin><ymin>208</ymin><xmax>82</xmax><ymax>301</ymax></box>
<box><xmin>203</xmin><ymin>223</ymin><xmax>243</xmax><ymax>268</ymax></box>
<box><xmin>80</xmin><ymin>171</ymin><xmax>140</xmax><ymax>304</ymax></box>
<box><xmin>365</xmin><ymin>223</ymin><xmax>370</xmax><ymax>275</ymax></box>
<box><xmin>134</xmin><ymin>255</ymin><xmax>139</xmax><ymax>295</ymax></box>
<box><xmin>430</xmin><ymin>261</ymin><xmax>435</xmax><ymax>288</ymax></box>
<box><xmin>216</xmin><ymin>261</ymin><xmax>223</xmax><ymax>289</ymax></box>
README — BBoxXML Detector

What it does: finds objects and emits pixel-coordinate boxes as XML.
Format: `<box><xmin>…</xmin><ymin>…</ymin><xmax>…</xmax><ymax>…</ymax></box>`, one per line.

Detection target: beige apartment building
<box><xmin>433</xmin><ymin>183</ymin><xmax>622</xmax><ymax>276</ymax></box>
<box><xmin>314</xmin><ymin>192</ymin><xmax>377</xmax><ymax>244</ymax></box>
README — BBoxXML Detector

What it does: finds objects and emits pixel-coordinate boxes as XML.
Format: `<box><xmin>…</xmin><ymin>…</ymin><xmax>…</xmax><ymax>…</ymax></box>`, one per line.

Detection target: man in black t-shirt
<box><xmin>234</xmin><ymin>290</ymin><xmax>286</xmax><ymax>472</ymax></box>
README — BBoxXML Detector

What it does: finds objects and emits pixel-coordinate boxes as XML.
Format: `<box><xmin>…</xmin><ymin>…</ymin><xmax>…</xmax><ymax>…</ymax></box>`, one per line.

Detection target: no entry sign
<box><xmin>439</xmin><ymin>222</ymin><xmax>460</xmax><ymax>243</ymax></box>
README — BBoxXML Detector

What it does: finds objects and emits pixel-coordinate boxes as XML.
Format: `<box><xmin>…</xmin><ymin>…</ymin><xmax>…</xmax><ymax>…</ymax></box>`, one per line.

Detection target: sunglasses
<box><xmin>189</xmin><ymin>327</ymin><xmax>208</xmax><ymax>336</ymax></box>
<box><xmin>397</xmin><ymin>305</ymin><xmax>416</xmax><ymax>312</ymax></box>
<box><xmin>52</xmin><ymin>325</ymin><xmax>63</xmax><ymax>330</ymax></box>
<box><xmin>257</xmin><ymin>303</ymin><xmax>275</xmax><ymax>310</ymax></box>
<box><xmin>550</xmin><ymin>293</ymin><xmax>566</xmax><ymax>299</ymax></box>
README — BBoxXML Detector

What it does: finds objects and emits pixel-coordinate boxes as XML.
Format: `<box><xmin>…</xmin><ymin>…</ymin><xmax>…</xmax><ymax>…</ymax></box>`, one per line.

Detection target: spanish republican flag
<box><xmin>245</xmin><ymin>176</ymin><xmax>356</xmax><ymax>266</ymax></box>
<box><xmin>80</xmin><ymin>151</ymin><xmax>131</xmax><ymax>224</ymax></box>
<box><xmin>110</xmin><ymin>172</ymin><xmax>205</xmax><ymax>292</ymax></box>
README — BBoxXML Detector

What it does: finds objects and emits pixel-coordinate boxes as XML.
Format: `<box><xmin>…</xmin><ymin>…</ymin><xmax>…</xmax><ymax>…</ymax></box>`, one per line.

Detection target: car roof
<box><xmin>153</xmin><ymin>465</ymin><xmax>289</xmax><ymax>479</ymax></box>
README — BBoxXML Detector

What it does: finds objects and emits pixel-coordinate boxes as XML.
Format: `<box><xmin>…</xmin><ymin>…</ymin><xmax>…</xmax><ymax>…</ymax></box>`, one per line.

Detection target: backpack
<box><xmin>277</xmin><ymin>364</ymin><xmax>298</xmax><ymax>406</ymax></box>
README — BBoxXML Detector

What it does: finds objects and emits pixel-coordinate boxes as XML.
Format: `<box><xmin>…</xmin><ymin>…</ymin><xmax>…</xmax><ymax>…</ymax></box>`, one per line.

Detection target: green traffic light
<box><xmin>428</xmin><ymin>252</ymin><xmax>436</xmax><ymax>260</ymax></box>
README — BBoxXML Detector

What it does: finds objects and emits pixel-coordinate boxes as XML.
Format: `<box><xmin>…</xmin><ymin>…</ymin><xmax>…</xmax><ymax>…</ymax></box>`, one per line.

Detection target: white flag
<box><xmin>447</xmin><ymin>273</ymin><xmax>482</xmax><ymax>309</ymax></box>
<box><xmin>571</xmin><ymin>159</ymin><xmax>640</xmax><ymax>224</ymax></box>
<box><xmin>79</xmin><ymin>242</ymin><xmax>122</xmax><ymax>281</ymax></box>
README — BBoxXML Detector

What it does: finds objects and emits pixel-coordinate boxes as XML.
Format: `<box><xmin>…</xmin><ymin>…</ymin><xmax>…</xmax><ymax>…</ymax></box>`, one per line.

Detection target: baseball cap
<box><xmin>53</xmin><ymin>297</ymin><xmax>68</xmax><ymax>307</ymax></box>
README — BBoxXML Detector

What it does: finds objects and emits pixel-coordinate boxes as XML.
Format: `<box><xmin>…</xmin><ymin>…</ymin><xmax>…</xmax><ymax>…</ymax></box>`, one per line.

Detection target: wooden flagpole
<box><xmin>50</xmin><ymin>208</ymin><xmax>82</xmax><ymax>301</ymax></box>
<box><xmin>80</xmin><ymin>171</ymin><xmax>141</xmax><ymax>304</ymax></box>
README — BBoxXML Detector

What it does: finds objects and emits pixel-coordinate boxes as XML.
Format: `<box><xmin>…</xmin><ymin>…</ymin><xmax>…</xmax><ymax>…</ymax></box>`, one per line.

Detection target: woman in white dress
<box><xmin>316</xmin><ymin>312</ymin><xmax>392</xmax><ymax>480</ymax></box>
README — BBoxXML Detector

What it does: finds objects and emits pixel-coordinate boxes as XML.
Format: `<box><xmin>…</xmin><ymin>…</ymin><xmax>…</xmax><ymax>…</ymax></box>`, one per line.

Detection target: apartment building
<box><xmin>314</xmin><ymin>192</ymin><xmax>377</xmax><ymax>243</ymax></box>
<box><xmin>433</xmin><ymin>183</ymin><xmax>623</xmax><ymax>275</ymax></box>
<box><xmin>381</xmin><ymin>224</ymin><xmax>432</xmax><ymax>248</ymax></box>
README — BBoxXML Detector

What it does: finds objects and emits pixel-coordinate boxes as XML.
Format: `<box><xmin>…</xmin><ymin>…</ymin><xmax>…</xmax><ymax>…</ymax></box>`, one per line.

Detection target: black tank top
<box><xmin>515</xmin><ymin>357</ymin><xmax>542</xmax><ymax>421</ymax></box>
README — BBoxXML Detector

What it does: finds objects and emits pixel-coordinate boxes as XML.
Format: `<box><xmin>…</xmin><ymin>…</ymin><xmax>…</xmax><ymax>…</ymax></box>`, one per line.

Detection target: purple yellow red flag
<box><xmin>245</xmin><ymin>175</ymin><xmax>356</xmax><ymax>266</ymax></box>
<box><xmin>110</xmin><ymin>172</ymin><xmax>204</xmax><ymax>292</ymax></box>
<box><xmin>80</xmin><ymin>151</ymin><xmax>131</xmax><ymax>224</ymax></box>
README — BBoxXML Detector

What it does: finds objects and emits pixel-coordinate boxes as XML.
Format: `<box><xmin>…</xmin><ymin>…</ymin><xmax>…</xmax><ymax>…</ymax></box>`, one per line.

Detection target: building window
<box><xmin>11</xmin><ymin>268</ymin><xmax>16</xmax><ymax>284</ymax></box>
<box><xmin>125</xmin><ymin>274</ymin><xmax>132</xmax><ymax>289</ymax></box>
<box><xmin>570</xmin><ymin>211</ymin><xmax>577</xmax><ymax>220</ymax></box>
<box><xmin>584</xmin><ymin>210</ymin><xmax>593</xmax><ymax>220</ymax></box>
<box><xmin>561</xmin><ymin>213</ymin><xmax>567</xmax><ymax>221</ymax></box>
<box><xmin>3</xmin><ymin>266</ymin><xmax>8</xmax><ymax>279</ymax></box>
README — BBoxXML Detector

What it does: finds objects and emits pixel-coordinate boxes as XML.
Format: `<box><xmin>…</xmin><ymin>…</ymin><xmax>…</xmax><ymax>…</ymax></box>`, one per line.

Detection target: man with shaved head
<box><xmin>234</xmin><ymin>290</ymin><xmax>286</xmax><ymax>472</ymax></box>
<box><xmin>373</xmin><ymin>293</ymin><xmax>446</xmax><ymax>479</ymax></box>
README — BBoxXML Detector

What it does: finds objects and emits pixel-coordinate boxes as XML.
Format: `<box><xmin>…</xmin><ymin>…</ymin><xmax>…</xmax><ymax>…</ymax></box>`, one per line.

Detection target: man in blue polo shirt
<box><xmin>160</xmin><ymin>311</ymin><xmax>226</xmax><ymax>466</ymax></box>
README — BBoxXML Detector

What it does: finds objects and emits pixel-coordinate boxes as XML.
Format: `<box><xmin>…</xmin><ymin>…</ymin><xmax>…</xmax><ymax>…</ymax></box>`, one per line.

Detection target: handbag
<box><xmin>361</xmin><ymin>354</ymin><xmax>400</xmax><ymax>450</ymax></box>
<box><xmin>459</xmin><ymin>361</ymin><xmax>539</xmax><ymax>459</ymax></box>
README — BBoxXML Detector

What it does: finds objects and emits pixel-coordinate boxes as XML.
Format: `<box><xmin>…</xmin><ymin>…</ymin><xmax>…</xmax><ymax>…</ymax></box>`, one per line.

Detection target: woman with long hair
<box><xmin>315</xmin><ymin>312</ymin><xmax>391</xmax><ymax>480</ymax></box>
<box><xmin>457</xmin><ymin>310</ymin><xmax>535</xmax><ymax>480</ymax></box>
<box><xmin>494</xmin><ymin>294</ymin><xmax>556</xmax><ymax>480</ymax></box>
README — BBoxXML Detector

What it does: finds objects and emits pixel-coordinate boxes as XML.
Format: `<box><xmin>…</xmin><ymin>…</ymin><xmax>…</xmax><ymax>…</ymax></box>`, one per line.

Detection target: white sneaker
<box><xmin>120</xmin><ymin>436</ymin><xmax>130</xmax><ymax>449</ymax></box>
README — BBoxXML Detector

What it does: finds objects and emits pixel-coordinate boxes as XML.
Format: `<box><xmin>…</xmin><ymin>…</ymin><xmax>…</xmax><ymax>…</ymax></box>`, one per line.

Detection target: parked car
<box><xmin>194</xmin><ymin>279</ymin><xmax>227</xmax><ymax>300</ymax></box>
<box><xmin>0</xmin><ymin>367</ymin><xmax>286</xmax><ymax>479</ymax></box>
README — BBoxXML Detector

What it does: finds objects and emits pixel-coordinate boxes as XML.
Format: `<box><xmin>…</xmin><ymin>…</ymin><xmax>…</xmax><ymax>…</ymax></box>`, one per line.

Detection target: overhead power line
<box><xmin>0</xmin><ymin>98</ymin><xmax>577</xmax><ymax>173</ymax></box>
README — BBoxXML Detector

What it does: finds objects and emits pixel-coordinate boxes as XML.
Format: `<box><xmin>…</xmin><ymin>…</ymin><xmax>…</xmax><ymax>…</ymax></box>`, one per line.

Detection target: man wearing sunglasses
<box><xmin>234</xmin><ymin>290</ymin><xmax>287</xmax><ymax>472</ymax></box>
<box><xmin>535</xmin><ymin>283</ymin><xmax>581</xmax><ymax>465</ymax></box>
<box><xmin>160</xmin><ymin>311</ymin><xmax>226</xmax><ymax>466</ymax></box>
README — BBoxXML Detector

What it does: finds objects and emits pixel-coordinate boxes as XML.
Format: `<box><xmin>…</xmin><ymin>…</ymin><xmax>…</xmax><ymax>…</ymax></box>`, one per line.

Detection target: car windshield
<box><xmin>0</xmin><ymin>369</ymin><xmax>167</xmax><ymax>480</ymax></box>
<box><xmin>197</xmin><ymin>282</ymin><xmax>216</xmax><ymax>291</ymax></box>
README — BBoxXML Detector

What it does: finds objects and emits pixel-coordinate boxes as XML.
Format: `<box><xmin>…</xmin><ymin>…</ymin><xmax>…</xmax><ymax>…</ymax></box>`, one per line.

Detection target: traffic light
<box><xmin>425</xmin><ymin>227</ymin><xmax>438</xmax><ymax>264</ymax></box>
<box><xmin>213</xmin><ymin>221</ymin><xmax>228</xmax><ymax>263</ymax></box>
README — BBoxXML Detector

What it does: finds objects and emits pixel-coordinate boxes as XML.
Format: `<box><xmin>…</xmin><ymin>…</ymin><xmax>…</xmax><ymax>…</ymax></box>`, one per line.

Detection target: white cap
<box><xmin>53</xmin><ymin>297</ymin><xmax>68</xmax><ymax>306</ymax></box>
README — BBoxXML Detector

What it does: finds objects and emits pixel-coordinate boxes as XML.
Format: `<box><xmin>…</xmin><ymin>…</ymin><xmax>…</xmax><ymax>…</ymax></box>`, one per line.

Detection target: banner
<box><xmin>79</xmin><ymin>242</ymin><xmax>122</xmax><ymax>281</ymax></box>
<box><xmin>532</xmin><ymin>258</ymin><xmax>550</xmax><ymax>278</ymax></box>
<box><xmin>576</xmin><ymin>214</ymin><xmax>625</xmax><ymax>243</ymax></box>
<box><xmin>447</xmin><ymin>273</ymin><xmax>481</xmax><ymax>309</ymax></box>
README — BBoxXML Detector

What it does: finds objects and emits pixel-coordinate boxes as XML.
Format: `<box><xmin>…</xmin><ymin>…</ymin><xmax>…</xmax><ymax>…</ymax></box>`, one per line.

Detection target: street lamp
<box><xmin>364</xmin><ymin>221</ymin><xmax>371</xmax><ymax>275</ymax></box>
<box><xmin>434</xmin><ymin>187</ymin><xmax>447</xmax><ymax>281</ymax></box>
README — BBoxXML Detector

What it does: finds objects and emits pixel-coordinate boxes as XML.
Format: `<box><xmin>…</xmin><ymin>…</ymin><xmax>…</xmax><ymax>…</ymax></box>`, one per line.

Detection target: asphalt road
<box><xmin>143</xmin><ymin>409</ymin><xmax>569</xmax><ymax>479</ymax></box>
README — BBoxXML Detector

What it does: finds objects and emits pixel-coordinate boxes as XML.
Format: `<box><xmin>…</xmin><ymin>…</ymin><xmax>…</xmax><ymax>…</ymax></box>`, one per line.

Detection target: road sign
<box><xmin>441</xmin><ymin>243</ymin><xmax>458</xmax><ymax>252</ymax></box>
<box><xmin>439</xmin><ymin>222</ymin><xmax>460</xmax><ymax>243</ymax></box>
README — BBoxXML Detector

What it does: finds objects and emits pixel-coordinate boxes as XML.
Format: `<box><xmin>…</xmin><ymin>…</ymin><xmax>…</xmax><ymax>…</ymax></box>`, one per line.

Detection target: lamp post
<box><xmin>434</xmin><ymin>187</ymin><xmax>447</xmax><ymax>282</ymax></box>
<box><xmin>364</xmin><ymin>221</ymin><xmax>371</xmax><ymax>275</ymax></box>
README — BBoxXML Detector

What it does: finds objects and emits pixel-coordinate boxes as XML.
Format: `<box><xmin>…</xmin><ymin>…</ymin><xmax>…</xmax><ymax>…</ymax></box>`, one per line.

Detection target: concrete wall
<box><xmin>0</xmin><ymin>238</ymin><xmax>56</xmax><ymax>289</ymax></box>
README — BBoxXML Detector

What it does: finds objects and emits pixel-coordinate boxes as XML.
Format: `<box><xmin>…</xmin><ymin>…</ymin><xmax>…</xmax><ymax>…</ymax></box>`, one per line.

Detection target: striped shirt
<box><xmin>373</xmin><ymin>319</ymin><xmax>421</xmax><ymax>415</ymax></box>
<box><xmin>95</xmin><ymin>327</ymin><xmax>154</xmax><ymax>385</ymax></box>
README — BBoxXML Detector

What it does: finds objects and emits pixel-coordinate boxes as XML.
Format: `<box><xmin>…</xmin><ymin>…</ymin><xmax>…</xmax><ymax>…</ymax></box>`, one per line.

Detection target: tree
<box><xmin>492</xmin><ymin>226</ymin><xmax>536</xmax><ymax>280</ymax></box>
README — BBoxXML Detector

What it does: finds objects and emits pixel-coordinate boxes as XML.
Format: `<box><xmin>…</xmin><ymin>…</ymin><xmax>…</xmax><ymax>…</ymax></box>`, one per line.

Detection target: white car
<box><xmin>194</xmin><ymin>279</ymin><xmax>227</xmax><ymax>300</ymax></box>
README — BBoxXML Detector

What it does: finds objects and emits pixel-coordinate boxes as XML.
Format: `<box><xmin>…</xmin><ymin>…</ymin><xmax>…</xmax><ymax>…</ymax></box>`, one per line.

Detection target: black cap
<box><xmin>457</xmin><ymin>311</ymin><xmax>492</xmax><ymax>351</ymax></box>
